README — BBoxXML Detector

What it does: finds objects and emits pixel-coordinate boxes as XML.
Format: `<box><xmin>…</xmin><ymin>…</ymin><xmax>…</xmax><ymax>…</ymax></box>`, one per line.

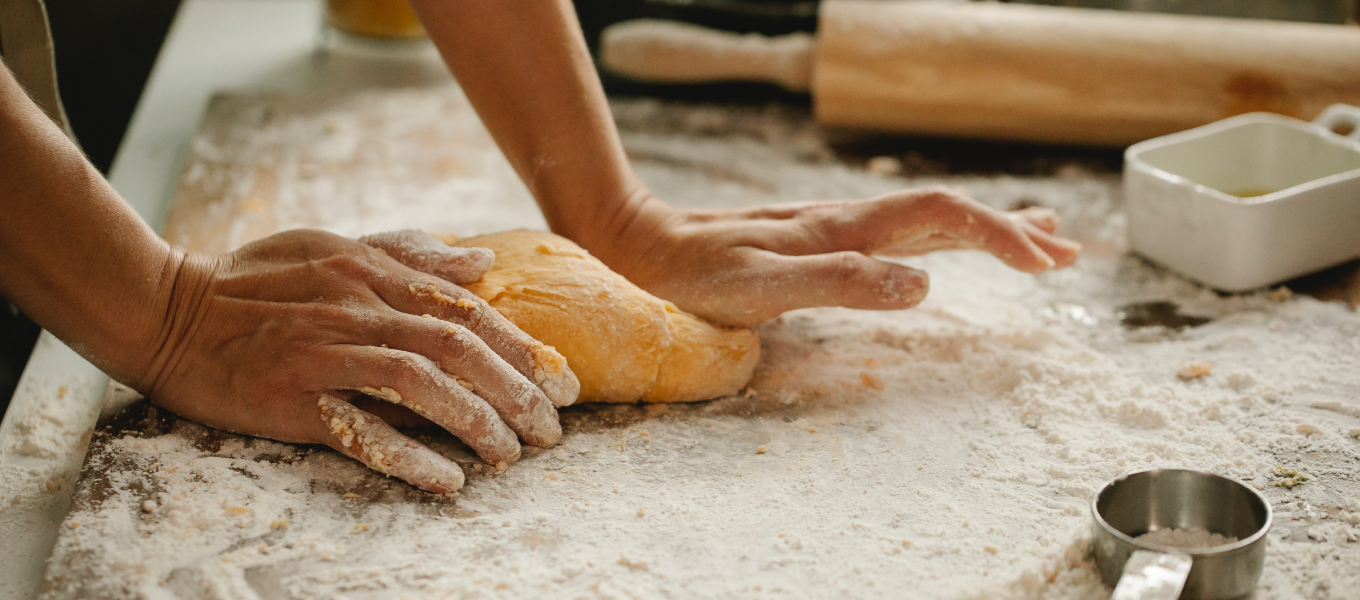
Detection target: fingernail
<box><xmin>531</xmin><ymin>344</ymin><xmax>580</xmax><ymax>407</ymax></box>
<box><xmin>883</xmin><ymin>266</ymin><xmax>929</xmax><ymax>306</ymax></box>
<box><xmin>420</xmin><ymin>458</ymin><xmax>467</xmax><ymax>495</ymax></box>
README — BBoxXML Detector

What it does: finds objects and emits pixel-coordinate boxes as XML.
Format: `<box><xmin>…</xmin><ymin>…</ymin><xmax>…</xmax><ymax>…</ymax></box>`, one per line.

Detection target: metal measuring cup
<box><xmin>1091</xmin><ymin>469</ymin><xmax>1273</xmax><ymax>600</ymax></box>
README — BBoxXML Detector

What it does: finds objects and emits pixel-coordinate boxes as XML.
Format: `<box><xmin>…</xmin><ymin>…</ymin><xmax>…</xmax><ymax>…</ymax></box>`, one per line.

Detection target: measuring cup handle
<box><xmin>1314</xmin><ymin>104</ymin><xmax>1360</xmax><ymax>142</ymax></box>
<box><xmin>1111</xmin><ymin>550</ymin><xmax>1193</xmax><ymax>600</ymax></box>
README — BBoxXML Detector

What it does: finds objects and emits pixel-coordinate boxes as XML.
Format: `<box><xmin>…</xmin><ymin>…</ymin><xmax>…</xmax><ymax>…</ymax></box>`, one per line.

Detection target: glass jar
<box><xmin>326</xmin><ymin>0</ymin><xmax>426</xmax><ymax>39</ymax></box>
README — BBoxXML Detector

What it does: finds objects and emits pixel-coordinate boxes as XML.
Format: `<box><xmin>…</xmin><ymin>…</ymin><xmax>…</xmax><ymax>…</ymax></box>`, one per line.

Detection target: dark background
<box><xmin>1</xmin><ymin>0</ymin><xmax>182</xmax><ymax>415</ymax></box>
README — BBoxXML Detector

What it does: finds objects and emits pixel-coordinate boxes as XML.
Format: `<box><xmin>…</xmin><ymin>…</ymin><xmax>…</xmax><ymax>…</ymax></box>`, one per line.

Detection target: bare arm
<box><xmin>0</xmin><ymin>56</ymin><xmax>178</xmax><ymax>385</ymax></box>
<box><xmin>0</xmin><ymin>59</ymin><xmax>574</xmax><ymax>493</ymax></box>
<box><xmin>408</xmin><ymin>0</ymin><xmax>645</xmax><ymax>247</ymax></box>
<box><xmin>413</xmin><ymin>1</ymin><xmax>1081</xmax><ymax>326</ymax></box>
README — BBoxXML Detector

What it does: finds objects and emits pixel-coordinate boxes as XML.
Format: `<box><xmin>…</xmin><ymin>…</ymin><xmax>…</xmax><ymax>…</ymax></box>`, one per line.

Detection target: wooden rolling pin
<box><xmin>601</xmin><ymin>1</ymin><xmax>1360</xmax><ymax>146</ymax></box>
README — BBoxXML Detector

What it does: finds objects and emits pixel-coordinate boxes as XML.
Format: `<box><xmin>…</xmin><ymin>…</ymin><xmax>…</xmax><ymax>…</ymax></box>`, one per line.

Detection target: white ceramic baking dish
<box><xmin>1125</xmin><ymin>104</ymin><xmax>1360</xmax><ymax>292</ymax></box>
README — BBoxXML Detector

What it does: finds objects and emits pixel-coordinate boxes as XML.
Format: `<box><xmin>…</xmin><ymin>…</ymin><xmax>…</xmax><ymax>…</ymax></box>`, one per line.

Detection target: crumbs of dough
<box><xmin>1273</xmin><ymin>466</ymin><xmax>1311</xmax><ymax>488</ymax></box>
<box><xmin>530</xmin><ymin>344</ymin><xmax>569</xmax><ymax>381</ymax></box>
<box><xmin>408</xmin><ymin>282</ymin><xmax>467</xmax><ymax>308</ymax></box>
<box><xmin>318</xmin><ymin>397</ymin><xmax>393</xmax><ymax>474</ymax></box>
<box><xmin>355</xmin><ymin>386</ymin><xmax>403</xmax><ymax>405</ymax></box>
<box><xmin>1178</xmin><ymin>361</ymin><xmax>1212</xmax><ymax>380</ymax></box>
<box><xmin>860</xmin><ymin>372</ymin><xmax>885</xmax><ymax>390</ymax></box>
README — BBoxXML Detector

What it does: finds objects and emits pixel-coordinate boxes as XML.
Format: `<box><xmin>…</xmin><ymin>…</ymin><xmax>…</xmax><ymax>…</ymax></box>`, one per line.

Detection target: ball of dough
<box><xmin>443</xmin><ymin>230</ymin><xmax>760</xmax><ymax>404</ymax></box>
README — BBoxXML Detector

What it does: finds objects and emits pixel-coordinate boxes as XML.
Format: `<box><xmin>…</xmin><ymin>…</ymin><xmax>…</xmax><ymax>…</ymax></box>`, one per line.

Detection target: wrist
<box><xmin>560</xmin><ymin>188</ymin><xmax>677</xmax><ymax>282</ymax></box>
<box><xmin>126</xmin><ymin>250</ymin><xmax>222</xmax><ymax>396</ymax></box>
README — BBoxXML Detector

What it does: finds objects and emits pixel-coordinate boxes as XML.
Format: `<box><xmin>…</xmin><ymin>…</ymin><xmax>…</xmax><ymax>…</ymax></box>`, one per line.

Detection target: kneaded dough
<box><xmin>443</xmin><ymin>230</ymin><xmax>760</xmax><ymax>404</ymax></box>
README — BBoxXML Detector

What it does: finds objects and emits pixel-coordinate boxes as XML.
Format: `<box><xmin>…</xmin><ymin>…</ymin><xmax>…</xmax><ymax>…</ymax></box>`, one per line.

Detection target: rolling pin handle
<box><xmin>600</xmin><ymin>19</ymin><xmax>814</xmax><ymax>93</ymax></box>
<box><xmin>1314</xmin><ymin>104</ymin><xmax>1360</xmax><ymax>142</ymax></box>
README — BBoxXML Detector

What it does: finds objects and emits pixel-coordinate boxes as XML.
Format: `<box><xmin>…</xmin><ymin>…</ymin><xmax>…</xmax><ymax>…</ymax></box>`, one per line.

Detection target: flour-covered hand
<box><xmin>137</xmin><ymin>230</ymin><xmax>577</xmax><ymax>494</ymax></box>
<box><xmin>582</xmin><ymin>187</ymin><xmax>1081</xmax><ymax>327</ymax></box>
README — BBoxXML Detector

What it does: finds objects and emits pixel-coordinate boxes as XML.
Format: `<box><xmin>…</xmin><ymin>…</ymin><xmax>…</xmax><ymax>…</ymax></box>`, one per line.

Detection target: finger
<box><xmin>968</xmin><ymin>213</ymin><xmax>1058</xmax><ymax>273</ymax></box>
<box><xmin>360</xmin><ymin>230</ymin><xmax>494</xmax><ymax>285</ymax></box>
<box><xmin>317</xmin><ymin>394</ymin><xmax>465</xmax><ymax>494</ymax></box>
<box><xmin>383</xmin><ymin>313</ymin><xmax>560</xmax><ymax>447</ymax></box>
<box><xmin>740</xmin><ymin>188</ymin><xmax>1058</xmax><ymax>275</ymax></box>
<box><xmin>868</xmin><ymin>214</ymin><xmax>1057</xmax><ymax>273</ymax></box>
<box><xmin>1009</xmin><ymin>207</ymin><xmax>1058</xmax><ymax>234</ymax></box>
<box><xmin>854</xmin><ymin>190</ymin><xmax>1058</xmax><ymax>273</ymax></box>
<box><xmin>378</xmin><ymin>276</ymin><xmax>580</xmax><ymax>408</ymax></box>
<box><xmin>322</xmin><ymin>346</ymin><xmax>522</xmax><ymax>466</ymax></box>
<box><xmin>1018</xmin><ymin>221</ymin><xmax>1082</xmax><ymax>268</ymax></box>
<box><xmin>742</xmin><ymin>250</ymin><xmax>929</xmax><ymax>320</ymax></box>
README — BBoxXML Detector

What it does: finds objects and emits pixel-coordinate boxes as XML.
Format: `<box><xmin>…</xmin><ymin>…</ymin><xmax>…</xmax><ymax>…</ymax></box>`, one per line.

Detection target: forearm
<box><xmin>411</xmin><ymin>0</ymin><xmax>655</xmax><ymax>253</ymax></box>
<box><xmin>0</xmin><ymin>59</ymin><xmax>181</xmax><ymax>386</ymax></box>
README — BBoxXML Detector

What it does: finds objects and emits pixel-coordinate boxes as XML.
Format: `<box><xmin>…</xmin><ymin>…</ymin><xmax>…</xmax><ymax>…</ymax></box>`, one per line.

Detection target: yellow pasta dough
<box><xmin>443</xmin><ymin>230</ymin><xmax>760</xmax><ymax>403</ymax></box>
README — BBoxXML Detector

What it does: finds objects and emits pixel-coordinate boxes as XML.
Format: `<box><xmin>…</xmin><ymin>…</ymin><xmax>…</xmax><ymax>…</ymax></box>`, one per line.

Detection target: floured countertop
<box><xmin>33</xmin><ymin>87</ymin><xmax>1360</xmax><ymax>599</ymax></box>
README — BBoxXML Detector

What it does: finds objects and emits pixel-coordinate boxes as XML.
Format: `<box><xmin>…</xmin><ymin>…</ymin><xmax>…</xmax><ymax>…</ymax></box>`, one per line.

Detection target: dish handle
<box><xmin>1111</xmin><ymin>550</ymin><xmax>1194</xmax><ymax>600</ymax></box>
<box><xmin>1314</xmin><ymin>104</ymin><xmax>1360</xmax><ymax>142</ymax></box>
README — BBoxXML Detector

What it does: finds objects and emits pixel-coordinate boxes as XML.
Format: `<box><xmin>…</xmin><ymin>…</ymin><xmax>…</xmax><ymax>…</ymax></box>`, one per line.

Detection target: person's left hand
<box><xmin>578</xmin><ymin>186</ymin><xmax>1081</xmax><ymax>327</ymax></box>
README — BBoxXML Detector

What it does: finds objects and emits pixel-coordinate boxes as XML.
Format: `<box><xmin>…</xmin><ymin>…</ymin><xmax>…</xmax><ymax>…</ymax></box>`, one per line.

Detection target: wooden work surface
<box><xmin>162</xmin><ymin>86</ymin><xmax>545</xmax><ymax>254</ymax></box>
<box><xmin>38</xmin><ymin>86</ymin><xmax>1360</xmax><ymax>599</ymax></box>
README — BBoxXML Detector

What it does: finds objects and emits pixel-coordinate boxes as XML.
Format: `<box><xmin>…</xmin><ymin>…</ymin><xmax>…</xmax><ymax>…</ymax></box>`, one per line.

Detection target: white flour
<box><xmin>32</xmin><ymin>92</ymin><xmax>1360</xmax><ymax>599</ymax></box>
<box><xmin>1134</xmin><ymin>528</ymin><xmax>1238</xmax><ymax>549</ymax></box>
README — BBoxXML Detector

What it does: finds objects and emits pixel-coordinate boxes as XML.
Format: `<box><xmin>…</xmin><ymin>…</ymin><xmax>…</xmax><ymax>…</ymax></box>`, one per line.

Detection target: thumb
<box><xmin>359</xmin><ymin>230</ymin><xmax>494</xmax><ymax>284</ymax></box>
<box><xmin>748</xmin><ymin>250</ymin><xmax>929</xmax><ymax>320</ymax></box>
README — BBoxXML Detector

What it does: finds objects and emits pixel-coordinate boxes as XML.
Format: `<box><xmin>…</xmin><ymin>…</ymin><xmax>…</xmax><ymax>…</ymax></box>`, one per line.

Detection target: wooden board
<box><xmin>37</xmin><ymin>91</ymin><xmax>1360</xmax><ymax>600</ymax></box>
<box><xmin>162</xmin><ymin>86</ymin><xmax>545</xmax><ymax>256</ymax></box>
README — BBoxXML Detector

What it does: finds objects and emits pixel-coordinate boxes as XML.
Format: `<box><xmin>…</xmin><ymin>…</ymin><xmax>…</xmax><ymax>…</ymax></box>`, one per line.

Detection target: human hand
<box><xmin>132</xmin><ymin>229</ymin><xmax>579</xmax><ymax>494</ymax></box>
<box><xmin>583</xmin><ymin>186</ymin><xmax>1081</xmax><ymax>327</ymax></box>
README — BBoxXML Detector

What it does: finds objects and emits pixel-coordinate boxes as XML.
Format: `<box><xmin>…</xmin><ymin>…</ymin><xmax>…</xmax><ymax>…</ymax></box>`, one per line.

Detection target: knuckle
<box><xmin>917</xmin><ymin>186</ymin><xmax>964</xmax><ymax>210</ymax></box>
<box><xmin>832</xmin><ymin>251</ymin><xmax>864</xmax><ymax>288</ymax></box>
<box><xmin>298</xmin><ymin>304</ymin><xmax>364</xmax><ymax>341</ymax></box>
<box><xmin>995</xmin><ymin>217</ymin><xmax>1027</xmax><ymax>239</ymax></box>
<box><xmin>307</xmin><ymin>302</ymin><xmax>358</xmax><ymax>325</ymax></box>
<box><xmin>260</xmin><ymin>306</ymin><xmax>343</xmax><ymax>352</ymax></box>
<box><xmin>436</xmin><ymin>322</ymin><xmax>477</xmax><ymax>355</ymax></box>
<box><xmin>376</xmin><ymin>352</ymin><xmax>431</xmax><ymax>391</ymax></box>
<box><xmin>796</xmin><ymin>205</ymin><xmax>844</xmax><ymax>239</ymax></box>
<box><xmin>320</xmin><ymin>248</ymin><xmax>387</xmax><ymax>282</ymax></box>
<box><xmin>292</xmin><ymin>229</ymin><xmax>350</xmax><ymax>257</ymax></box>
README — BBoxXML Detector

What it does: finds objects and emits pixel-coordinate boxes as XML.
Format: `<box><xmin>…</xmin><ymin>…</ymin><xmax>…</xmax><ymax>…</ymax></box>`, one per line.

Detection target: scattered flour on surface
<box><xmin>34</xmin><ymin>93</ymin><xmax>1360</xmax><ymax>600</ymax></box>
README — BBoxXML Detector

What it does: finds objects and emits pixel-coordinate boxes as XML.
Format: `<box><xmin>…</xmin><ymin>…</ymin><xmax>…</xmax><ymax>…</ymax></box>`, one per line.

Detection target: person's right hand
<box><xmin>130</xmin><ymin>229</ymin><xmax>579</xmax><ymax>494</ymax></box>
<box><xmin>579</xmin><ymin>186</ymin><xmax>1081</xmax><ymax>327</ymax></box>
